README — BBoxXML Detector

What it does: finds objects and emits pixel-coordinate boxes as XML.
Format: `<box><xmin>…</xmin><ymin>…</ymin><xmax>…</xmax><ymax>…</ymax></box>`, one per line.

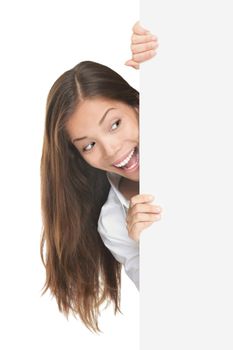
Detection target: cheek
<box><xmin>122</xmin><ymin>124</ymin><xmax>135</xmax><ymax>137</ymax></box>
<box><xmin>128</xmin><ymin>124</ymin><xmax>139</xmax><ymax>141</ymax></box>
<box><xmin>127</xmin><ymin>119</ymin><xmax>139</xmax><ymax>136</ymax></box>
<box><xmin>82</xmin><ymin>153</ymin><xmax>104</xmax><ymax>169</ymax></box>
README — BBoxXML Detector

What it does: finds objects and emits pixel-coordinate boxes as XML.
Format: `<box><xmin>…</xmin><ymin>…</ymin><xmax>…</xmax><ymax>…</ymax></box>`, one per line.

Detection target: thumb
<box><xmin>124</xmin><ymin>59</ymin><xmax>140</xmax><ymax>70</ymax></box>
<box><xmin>125</xmin><ymin>59</ymin><xmax>133</xmax><ymax>65</ymax></box>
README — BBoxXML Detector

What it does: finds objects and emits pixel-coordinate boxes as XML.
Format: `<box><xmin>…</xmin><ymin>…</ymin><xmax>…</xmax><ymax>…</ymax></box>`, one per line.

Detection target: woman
<box><xmin>40</xmin><ymin>21</ymin><xmax>161</xmax><ymax>333</ymax></box>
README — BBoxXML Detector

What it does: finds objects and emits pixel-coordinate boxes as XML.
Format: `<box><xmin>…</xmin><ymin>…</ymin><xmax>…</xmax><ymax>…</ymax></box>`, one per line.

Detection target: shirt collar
<box><xmin>106</xmin><ymin>172</ymin><xmax>130</xmax><ymax>209</ymax></box>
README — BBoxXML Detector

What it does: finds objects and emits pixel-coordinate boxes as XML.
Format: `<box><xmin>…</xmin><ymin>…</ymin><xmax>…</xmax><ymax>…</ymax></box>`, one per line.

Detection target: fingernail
<box><xmin>149</xmin><ymin>195</ymin><xmax>155</xmax><ymax>200</ymax></box>
<box><xmin>151</xmin><ymin>35</ymin><xmax>157</xmax><ymax>40</ymax></box>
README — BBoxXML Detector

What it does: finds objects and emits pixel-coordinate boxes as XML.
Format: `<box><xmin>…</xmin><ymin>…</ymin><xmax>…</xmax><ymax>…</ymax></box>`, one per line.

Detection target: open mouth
<box><xmin>112</xmin><ymin>146</ymin><xmax>139</xmax><ymax>172</ymax></box>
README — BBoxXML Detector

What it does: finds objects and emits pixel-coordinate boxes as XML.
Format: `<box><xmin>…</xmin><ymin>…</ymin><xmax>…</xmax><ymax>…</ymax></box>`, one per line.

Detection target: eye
<box><xmin>83</xmin><ymin>142</ymin><xmax>95</xmax><ymax>152</ymax></box>
<box><xmin>111</xmin><ymin>119</ymin><xmax>121</xmax><ymax>131</ymax></box>
<box><xmin>82</xmin><ymin>119</ymin><xmax>121</xmax><ymax>153</ymax></box>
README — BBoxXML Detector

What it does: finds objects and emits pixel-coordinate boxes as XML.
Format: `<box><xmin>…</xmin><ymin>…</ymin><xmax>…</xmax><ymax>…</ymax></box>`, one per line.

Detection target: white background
<box><xmin>140</xmin><ymin>1</ymin><xmax>233</xmax><ymax>349</ymax></box>
<box><xmin>0</xmin><ymin>1</ymin><xmax>140</xmax><ymax>349</ymax></box>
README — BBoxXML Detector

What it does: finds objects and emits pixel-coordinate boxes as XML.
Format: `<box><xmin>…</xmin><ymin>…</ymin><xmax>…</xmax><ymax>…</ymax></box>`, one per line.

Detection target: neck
<box><xmin>119</xmin><ymin>177</ymin><xmax>139</xmax><ymax>200</ymax></box>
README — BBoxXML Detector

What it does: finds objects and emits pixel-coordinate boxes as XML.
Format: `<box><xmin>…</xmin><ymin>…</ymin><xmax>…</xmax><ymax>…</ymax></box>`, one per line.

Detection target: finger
<box><xmin>126</xmin><ymin>205</ymin><xmax>162</xmax><ymax>229</ymax></box>
<box><xmin>132</xmin><ymin>49</ymin><xmax>157</xmax><ymax>63</ymax></box>
<box><xmin>131</xmin><ymin>41</ymin><xmax>159</xmax><ymax>54</ymax></box>
<box><xmin>129</xmin><ymin>221</ymin><xmax>154</xmax><ymax>241</ymax></box>
<box><xmin>124</xmin><ymin>59</ymin><xmax>140</xmax><ymax>70</ymax></box>
<box><xmin>130</xmin><ymin>194</ymin><xmax>155</xmax><ymax>208</ymax></box>
<box><xmin>133</xmin><ymin>212</ymin><xmax>161</xmax><ymax>224</ymax></box>
<box><xmin>127</xmin><ymin>213</ymin><xmax>161</xmax><ymax>235</ymax></box>
<box><xmin>132</xmin><ymin>21</ymin><xmax>151</xmax><ymax>35</ymax></box>
<box><xmin>132</xmin><ymin>33</ymin><xmax>158</xmax><ymax>44</ymax></box>
<box><xmin>130</xmin><ymin>203</ymin><xmax>162</xmax><ymax>216</ymax></box>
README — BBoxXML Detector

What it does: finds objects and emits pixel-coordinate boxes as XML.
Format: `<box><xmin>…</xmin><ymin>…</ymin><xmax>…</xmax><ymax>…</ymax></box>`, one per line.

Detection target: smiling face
<box><xmin>66</xmin><ymin>97</ymin><xmax>139</xmax><ymax>182</ymax></box>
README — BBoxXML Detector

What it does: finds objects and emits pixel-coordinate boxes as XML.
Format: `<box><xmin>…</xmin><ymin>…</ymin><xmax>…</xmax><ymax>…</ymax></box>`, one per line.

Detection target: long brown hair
<box><xmin>40</xmin><ymin>61</ymin><xmax>139</xmax><ymax>333</ymax></box>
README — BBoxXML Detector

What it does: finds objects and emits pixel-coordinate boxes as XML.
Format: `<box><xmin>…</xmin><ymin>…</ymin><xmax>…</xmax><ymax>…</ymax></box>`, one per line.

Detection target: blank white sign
<box><xmin>140</xmin><ymin>1</ymin><xmax>233</xmax><ymax>349</ymax></box>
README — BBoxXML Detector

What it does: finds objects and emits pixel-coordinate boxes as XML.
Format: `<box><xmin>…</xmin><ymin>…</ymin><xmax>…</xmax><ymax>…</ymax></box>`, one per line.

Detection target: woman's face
<box><xmin>66</xmin><ymin>97</ymin><xmax>139</xmax><ymax>182</ymax></box>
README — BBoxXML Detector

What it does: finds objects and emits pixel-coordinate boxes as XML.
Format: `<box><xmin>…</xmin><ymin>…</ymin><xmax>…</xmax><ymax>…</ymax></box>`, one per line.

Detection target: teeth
<box><xmin>114</xmin><ymin>148</ymin><xmax>135</xmax><ymax>168</ymax></box>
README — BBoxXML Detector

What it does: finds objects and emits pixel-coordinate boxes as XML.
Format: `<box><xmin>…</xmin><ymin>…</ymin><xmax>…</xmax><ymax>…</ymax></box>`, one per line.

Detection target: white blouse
<box><xmin>97</xmin><ymin>172</ymin><xmax>139</xmax><ymax>290</ymax></box>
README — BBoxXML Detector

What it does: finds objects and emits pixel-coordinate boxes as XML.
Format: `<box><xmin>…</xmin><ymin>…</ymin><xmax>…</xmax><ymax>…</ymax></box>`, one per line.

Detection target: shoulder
<box><xmin>98</xmin><ymin>187</ymin><xmax>126</xmax><ymax>230</ymax></box>
<box><xmin>97</xmin><ymin>187</ymin><xmax>136</xmax><ymax>243</ymax></box>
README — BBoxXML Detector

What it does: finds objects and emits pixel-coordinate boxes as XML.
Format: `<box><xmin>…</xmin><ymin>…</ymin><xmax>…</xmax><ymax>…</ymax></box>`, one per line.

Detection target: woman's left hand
<box><xmin>126</xmin><ymin>194</ymin><xmax>162</xmax><ymax>241</ymax></box>
<box><xmin>125</xmin><ymin>21</ymin><xmax>159</xmax><ymax>70</ymax></box>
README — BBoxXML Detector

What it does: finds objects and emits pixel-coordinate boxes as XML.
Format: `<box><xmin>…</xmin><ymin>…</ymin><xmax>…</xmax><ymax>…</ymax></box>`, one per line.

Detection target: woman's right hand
<box><xmin>126</xmin><ymin>194</ymin><xmax>162</xmax><ymax>241</ymax></box>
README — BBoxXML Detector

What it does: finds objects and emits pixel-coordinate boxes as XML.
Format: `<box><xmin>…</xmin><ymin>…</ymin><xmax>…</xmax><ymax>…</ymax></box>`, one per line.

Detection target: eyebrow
<box><xmin>72</xmin><ymin>107</ymin><xmax>117</xmax><ymax>143</ymax></box>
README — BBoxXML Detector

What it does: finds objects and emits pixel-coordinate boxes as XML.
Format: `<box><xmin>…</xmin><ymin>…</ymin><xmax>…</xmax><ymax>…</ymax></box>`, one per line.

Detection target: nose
<box><xmin>101</xmin><ymin>139</ymin><xmax>122</xmax><ymax>160</ymax></box>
